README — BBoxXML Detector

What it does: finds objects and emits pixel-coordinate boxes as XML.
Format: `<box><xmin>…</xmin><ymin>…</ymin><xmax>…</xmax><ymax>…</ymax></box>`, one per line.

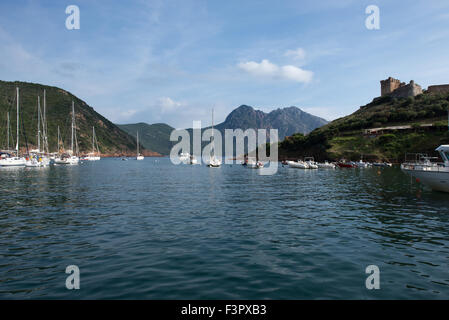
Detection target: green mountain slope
<box><xmin>0</xmin><ymin>80</ymin><xmax>142</xmax><ymax>155</ymax></box>
<box><xmin>279</xmin><ymin>92</ymin><xmax>449</xmax><ymax>162</ymax></box>
<box><xmin>117</xmin><ymin>123</ymin><xmax>175</xmax><ymax>156</ymax></box>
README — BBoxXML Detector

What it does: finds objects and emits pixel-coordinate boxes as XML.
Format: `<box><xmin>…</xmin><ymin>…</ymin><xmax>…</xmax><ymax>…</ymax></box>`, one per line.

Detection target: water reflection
<box><xmin>0</xmin><ymin>160</ymin><xmax>448</xmax><ymax>299</ymax></box>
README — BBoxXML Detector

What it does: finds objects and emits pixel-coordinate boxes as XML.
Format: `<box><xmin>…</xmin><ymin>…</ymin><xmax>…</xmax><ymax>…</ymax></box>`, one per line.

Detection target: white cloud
<box><xmin>238</xmin><ymin>59</ymin><xmax>313</xmax><ymax>83</ymax></box>
<box><xmin>157</xmin><ymin>97</ymin><xmax>182</xmax><ymax>112</ymax></box>
<box><xmin>284</xmin><ymin>48</ymin><xmax>306</xmax><ymax>60</ymax></box>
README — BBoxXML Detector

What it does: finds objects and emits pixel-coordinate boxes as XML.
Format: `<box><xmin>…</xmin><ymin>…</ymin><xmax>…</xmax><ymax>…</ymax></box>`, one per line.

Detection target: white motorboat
<box><xmin>373</xmin><ymin>162</ymin><xmax>392</xmax><ymax>167</ymax></box>
<box><xmin>246</xmin><ymin>157</ymin><xmax>263</xmax><ymax>169</ymax></box>
<box><xmin>179</xmin><ymin>152</ymin><xmax>190</xmax><ymax>163</ymax></box>
<box><xmin>355</xmin><ymin>159</ymin><xmax>371</xmax><ymax>168</ymax></box>
<box><xmin>287</xmin><ymin>160</ymin><xmax>309</xmax><ymax>169</ymax></box>
<box><xmin>187</xmin><ymin>155</ymin><xmax>198</xmax><ymax>165</ymax></box>
<box><xmin>401</xmin><ymin>145</ymin><xmax>449</xmax><ymax>192</ymax></box>
<box><xmin>317</xmin><ymin>161</ymin><xmax>336</xmax><ymax>169</ymax></box>
<box><xmin>81</xmin><ymin>155</ymin><xmax>101</xmax><ymax>161</ymax></box>
<box><xmin>304</xmin><ymin>157</ymin><xmax>318</xmax><ymax>169</ymax></box>
<box><xmin>136</xmin><ymin>131</ymin><xmax>144</xmax><ymax>160</ymax></box>
<box><xmin>54</xmin><ymin>154</ymin><xmax>80</xmax><ymax>165</ymax></box>
<box><xmin>0</xmin><ymin>88</ymin><xmax>25</xmax><ymax>167</ymax></box>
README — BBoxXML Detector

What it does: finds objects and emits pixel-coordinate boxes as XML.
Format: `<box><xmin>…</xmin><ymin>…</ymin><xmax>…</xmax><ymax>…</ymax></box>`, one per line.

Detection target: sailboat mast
<box><xmin>92</xmin><ymin>126</ymin><xmax>95</xmax><ymax>154</ymax></box>
<box><xmin>7</xmin><ymin>112</ymin><xmax>9</xmax><ymax>150</ymax></box>
<box><xmin>57</xmin><ymin>126</ymin><xmax>60</xmax><ymax>153</ymax></box>
<box><xmin>71</xmin><ymin>101</ymin><xmax>74</xmax><ymax>154</ymax></box>
<box><xmin>43</xmin><ymin>89</ymin><xmax>48</xmax><ymax>153</ymax></box>
<box><xmin>16</xmin><ymin>87</ymin><xmax>19</xmax><ymax>157</ymax></box>
<box><xmin>137</xmin><ymin>131</ymin><xmax>139</xmax><ymax>156</ymax></box>
<box><xmin>211</xmin><ymin>108</ymin><xmax>214</xmax><ymax>158</ymax></box>
<box><xmin>38</xmin><ymin>96</ymin><xmax>41</xmax><ymax>152</ymax></box>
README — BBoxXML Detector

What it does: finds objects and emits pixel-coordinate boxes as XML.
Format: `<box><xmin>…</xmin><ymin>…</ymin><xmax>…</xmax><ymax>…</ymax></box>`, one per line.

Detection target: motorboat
<box><xmin>179</xmin><ymin>152</ymin><xmax>190</xmax><ymax>163</ymax></box>
<box><xmin>337</xmin><ymin>161</ymin><xmax>355</xmax><ymax>168</ymax></box>
<box><xmin>54</xmin><ymin>153</ymin><xmax>80</xmax><ymax>165</ymax></box>
<box><xmin>304</xmin><ymin>157</ymin><xmax>318</xmax><ymax>169</ymax></box>
<box><xmin>187</xmin><ymin>155</ymin><xmax>198</xmax><ymax>165</ymax></box>
<box><xmin>246</xmin><ymin>157</ymin><xmax>263</xmax><ymax>169</ymax></box>
<box><xmin>373</xmin><ymin>162</ymin><xmax>392</xmax><ymax>167</ymax></box>
<box><xmin>355</xmin><ymin>159</ymin><xmax>371</xmax><ymax>168</ymax></box>
<box><xmin>287</xmin><ymin>160</ymin><xmax>309</xmax><ymax>169</ymax></box>
<box><xmin>401</xmin><ymin>145</ymin><xmax>449</xmax><ymax>192</ymax></box>
<box><xmin>317</xmin><ymin>161</ymin><xmax>336</xmax><ymax>169</ymax></box>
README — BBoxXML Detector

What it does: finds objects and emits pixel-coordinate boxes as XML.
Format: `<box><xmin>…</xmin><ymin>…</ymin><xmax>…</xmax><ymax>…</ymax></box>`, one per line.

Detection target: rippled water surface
<box><xmin>1</xmin><ymin>158</ymin><xmax>449</xmax><ymax>299</ymax></box>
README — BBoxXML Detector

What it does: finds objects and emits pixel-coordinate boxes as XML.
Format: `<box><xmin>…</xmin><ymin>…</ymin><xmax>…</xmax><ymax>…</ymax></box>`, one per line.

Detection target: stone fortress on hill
<box><xmin>380</xmin><ymin>76</ymin><xmax>449</xmax><ymax>98</ymax></box>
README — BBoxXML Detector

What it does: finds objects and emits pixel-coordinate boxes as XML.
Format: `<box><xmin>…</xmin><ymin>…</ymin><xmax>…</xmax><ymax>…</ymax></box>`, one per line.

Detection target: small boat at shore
<box><xmin>246</xmin><ymin>157</ymin><xmax>263</xmax><ymax>169</ymax></box>
<box><xmin>337</xmin><ymin>161</ymin><xmax>355</xmax><ymax>168</ymax></box>
<box><xmin>304</xmin><ymin>157</ymin><xmax>318</xmax><ymax>169</ymax></box>
<box><xmin>187</xmin><ymin>154</ymin><xmax>198</xmax><ymax>165</ymax></box>
<box><xmin>317</xmin><ymin>161</ymin><xmax>335</xmax><ymax>169</ymax></box>
<box><xmin>355</xmin><ymin>159</ymin><xmax>371</xmax><ymax>168</ymax></box>
<box><xmin>373</xmin><ymin>162</ymin><xmax>392</xmax><ymax>167</ymax></box>
<box><xmin>401</xmin><ymin>145</ymin><xmax>449</xmax><ymax>193</ymax></box>
<box><xmin>287</xmin><ymin>160</ymin><xmax>309</xmax><ymax>169</ymax></box>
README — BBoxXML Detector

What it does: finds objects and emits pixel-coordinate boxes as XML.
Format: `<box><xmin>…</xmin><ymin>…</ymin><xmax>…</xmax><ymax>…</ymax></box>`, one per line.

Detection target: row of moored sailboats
<box><xmin>0</xmin><ymin>87</ymin><xmax>104</xmax><ymax>167</ymax></box>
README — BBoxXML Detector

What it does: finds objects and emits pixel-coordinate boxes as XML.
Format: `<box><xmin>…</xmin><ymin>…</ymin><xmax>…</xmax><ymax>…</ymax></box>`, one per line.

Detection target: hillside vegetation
<box><xmin>0</xmin><ymin>81</ymin><xmax>146</xmax><ymax>155</ymax></box>
<box><xmin>279</xmin><ymin>92</ymin><xmax>449</xmax><ymax>162</ymax></box>
<box><xmin>117</xmin><ymin>122</ymin><xmax>175</xmax><ymax>156</ymax></box>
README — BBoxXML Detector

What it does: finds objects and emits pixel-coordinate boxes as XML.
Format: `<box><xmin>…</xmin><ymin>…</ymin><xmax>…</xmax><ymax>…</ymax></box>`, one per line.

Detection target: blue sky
<box><xmin>1</xmin><ymin>0</ymin><xmax>449</xmax><ymax>128</ymax></box>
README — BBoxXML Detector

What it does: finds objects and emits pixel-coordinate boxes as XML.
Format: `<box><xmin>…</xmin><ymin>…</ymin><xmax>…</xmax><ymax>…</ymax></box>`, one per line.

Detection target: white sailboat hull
<box><xmin>0</xmin><ymin>157</ymin><xmax>26</xmax><ymax>167</ymax></box>
<box><xmin>25</xmin><ymin>157</ymin><xmax>50</xmax><ymax>167</ymax></box>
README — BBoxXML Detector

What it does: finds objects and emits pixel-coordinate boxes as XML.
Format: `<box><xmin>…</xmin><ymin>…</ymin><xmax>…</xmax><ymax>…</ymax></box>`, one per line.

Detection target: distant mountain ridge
<box><xmin>215</xmin><ymin>105</ymin><xmax>328</xmax><ymax>138</ymax></box>
<box><xmin>119</xmin><ymin>105</ymin><xmax>328</xmax><ymax>155</ymax></box>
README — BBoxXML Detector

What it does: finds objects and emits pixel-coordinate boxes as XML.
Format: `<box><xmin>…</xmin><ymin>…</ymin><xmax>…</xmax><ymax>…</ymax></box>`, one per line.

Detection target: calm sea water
<box><xmin>0</xmin><ymin>158</ymin><xmax>448</xmax><ymax>299</ymax></box>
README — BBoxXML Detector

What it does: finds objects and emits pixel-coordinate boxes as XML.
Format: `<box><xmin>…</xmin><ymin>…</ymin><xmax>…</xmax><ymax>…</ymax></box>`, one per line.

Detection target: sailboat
<box><xmin>26</xmin><ymin>95</ymin><xmax>50</xmax><ymax>167</ymax></box>
<box><xmin>0</xmin><ymin>87</ymin><xmax>26</xmax><ymax>167</ymax></box>
<box><xmin>207</xmin><ymin>109</ymin><xmax>221</xmax><ymax>168</ymax></box>
<box><xmin>54</xmin><ymin>101</ymin><xmax>80</xmax><ymax>165</ymax></box>
<box><xmin>81</xmin><ymin>127</ymin><xmax>101</xmax><ymax>161</ymax></box>
<box><xmin>136</xmin><ymin>131</ymin><xmax>144</xmax><ymax>160</ymax></box>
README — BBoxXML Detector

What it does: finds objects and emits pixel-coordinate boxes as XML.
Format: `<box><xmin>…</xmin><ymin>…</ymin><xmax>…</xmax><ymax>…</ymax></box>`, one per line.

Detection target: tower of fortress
<box><xmin>380</xmin><ymin>77</ymin><xmax>449</xmax><ymax>98</ymax></box>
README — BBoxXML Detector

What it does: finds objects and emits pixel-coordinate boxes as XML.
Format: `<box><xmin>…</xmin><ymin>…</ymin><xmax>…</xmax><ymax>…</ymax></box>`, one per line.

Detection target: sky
<box><xmin>1</xmin><ymin>0</ymin><xmax>449</xmax><ymax>128</ymax></box>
